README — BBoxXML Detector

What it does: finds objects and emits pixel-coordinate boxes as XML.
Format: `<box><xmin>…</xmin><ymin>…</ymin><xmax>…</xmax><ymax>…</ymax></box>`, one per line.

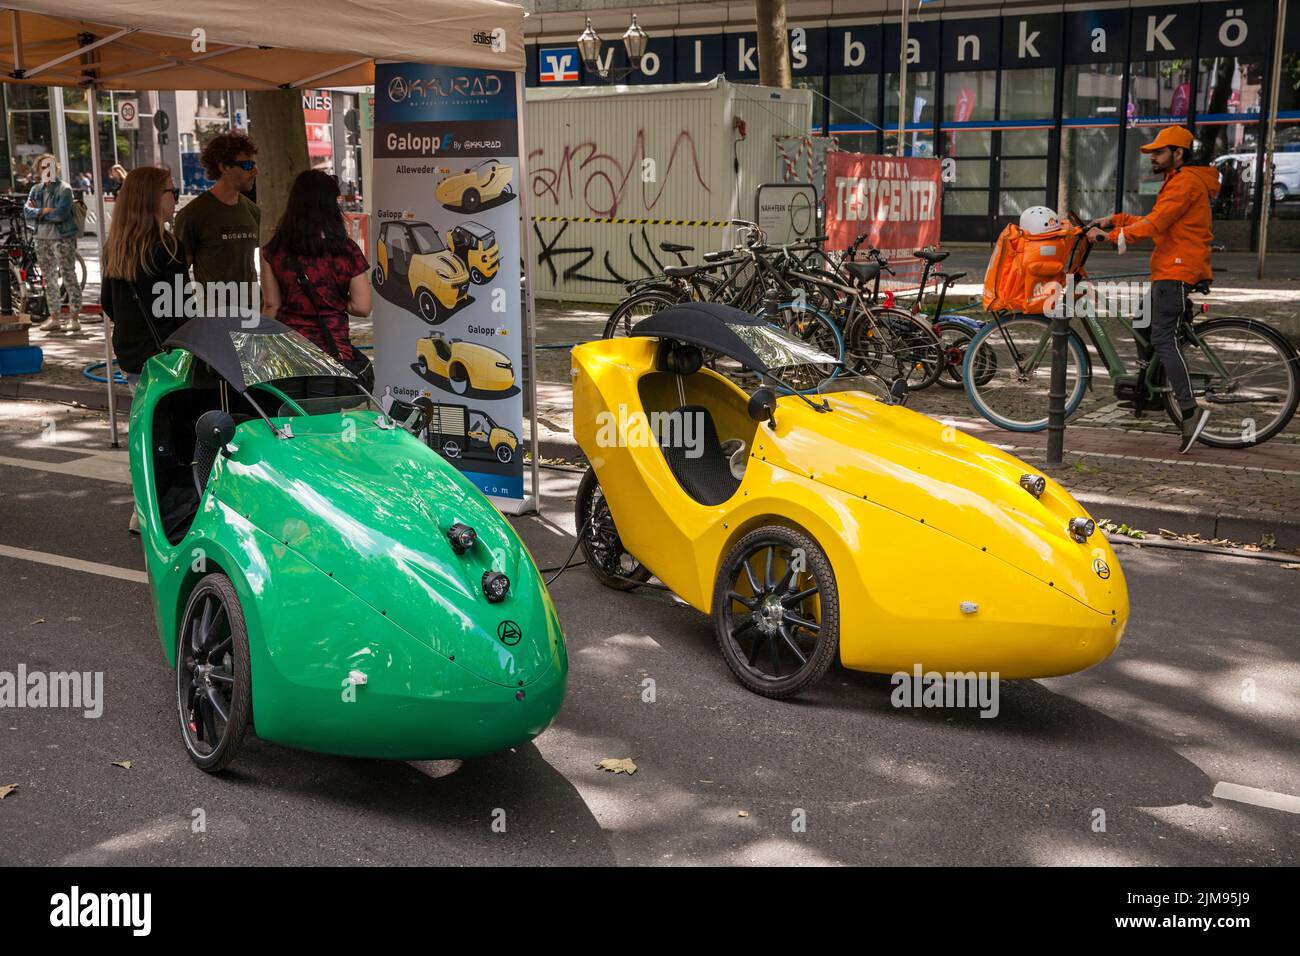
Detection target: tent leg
<box><xmin>515</xmin><ymin>73</ymin><xmax>542</xmax><ymax>517</ymax></box>
<box><xmin>87</xmin><ymin>82</ymin><xmax>118</xmax><ymax>446</ymax></box>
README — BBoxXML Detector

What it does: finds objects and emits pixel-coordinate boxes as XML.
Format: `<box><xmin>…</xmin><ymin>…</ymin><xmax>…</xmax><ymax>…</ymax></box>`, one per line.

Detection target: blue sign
<box><xmin>538</xmin><ymin>47</ymin><xmax>581</xmax><ymax>84</ymax></box>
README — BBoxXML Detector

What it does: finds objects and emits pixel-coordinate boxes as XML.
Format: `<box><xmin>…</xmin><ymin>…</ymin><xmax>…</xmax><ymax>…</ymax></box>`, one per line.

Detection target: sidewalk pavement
<box><xmin>4</xmin><ymin>251</ymin><xmax>1298</xmax><ymax>548</ymax></box>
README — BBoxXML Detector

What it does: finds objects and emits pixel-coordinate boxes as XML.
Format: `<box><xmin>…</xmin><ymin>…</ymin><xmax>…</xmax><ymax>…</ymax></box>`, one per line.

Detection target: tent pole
<box><xmin>86</xmin><ymin>81</ymin><xmax>118</xmax><ymax>446</ymax></box>
<box><xmin>515</xmin><ymin>72</ymin><xmax>541</xmax><ymax>517</ymax></box>
<box><xmin>1257</xmin><ymin>0</ymin><xmax>1287</xmax><ymax>279</ymax></box>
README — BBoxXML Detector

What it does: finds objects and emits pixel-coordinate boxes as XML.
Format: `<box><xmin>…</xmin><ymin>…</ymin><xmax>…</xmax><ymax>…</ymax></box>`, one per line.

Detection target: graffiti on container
<box><xmin>534</xmin><ymin>222</ymin><xmax>676</xmax><ymax>286</ymax></box>
<box><xmin>528</xmin><ymin>129</ymin><xmax>710</xmax><ymax>219</ymax></box>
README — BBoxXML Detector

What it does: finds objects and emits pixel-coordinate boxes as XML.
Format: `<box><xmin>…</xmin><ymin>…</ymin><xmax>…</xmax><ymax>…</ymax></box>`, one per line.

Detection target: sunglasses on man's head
<box><xmin>230</xmin><ymin>160</ymin><xmax>257</xmax><ymax>171</ymax></box>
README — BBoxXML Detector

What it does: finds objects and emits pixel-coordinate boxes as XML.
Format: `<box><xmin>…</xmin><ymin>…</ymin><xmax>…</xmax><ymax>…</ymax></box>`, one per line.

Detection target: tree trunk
<box><xmin>246</xmin><ymin>90</ymin><xmax>311</xmax><ymax>243</ymax></box>
<box><xmin>755</xmin><ymin>0</ymin><xmax>792</xmax><ymax>89</ymax></box>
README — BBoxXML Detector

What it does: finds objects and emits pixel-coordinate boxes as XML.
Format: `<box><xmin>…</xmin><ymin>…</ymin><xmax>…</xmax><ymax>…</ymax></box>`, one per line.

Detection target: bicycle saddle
<box><xmin>845</xmin><ymin>261</ymin><xmax>883</xmax><ymax>284</ymax></box>
<box><xmin>660</xmin><ymin>241</ymin><xmax>694</xmax><ymax>254</ymax></box>
<box><xmin>664</xmin><ymin>264</ymin><xmax>704</xmax><ymax>278</ymax></box>
<box><xmin>935</xmin><ymin>270</ymin><xmax>968</xmax><ymax>284</ymax></box>
<box><xmin>913</xmin><ymin>248</ymin><xmax>948</xmax><ymax>263</ymax></box>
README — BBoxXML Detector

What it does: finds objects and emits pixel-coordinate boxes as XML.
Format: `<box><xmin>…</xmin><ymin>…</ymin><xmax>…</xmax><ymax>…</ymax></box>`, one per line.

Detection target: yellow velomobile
<box><xmin>571</xmin><ymin>303</ymin><xmax>1128</xmax><ymax>699</ymax></box>
<box><xmin>435</xmin><ymin>159</ymin><xmax>514</xmax><ymax>213</ymax></box>
<box><xmin>415</xmin><ymin>332</ymin><xmax>515</xmax><ymax>394</ymax></box>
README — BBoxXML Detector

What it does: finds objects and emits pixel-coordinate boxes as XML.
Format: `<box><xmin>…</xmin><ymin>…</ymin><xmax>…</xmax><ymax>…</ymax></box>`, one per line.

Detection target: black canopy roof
<box><xmin>630</xmin><ymin>303</ymin><xmax>769</xmax><ymax>373</ymax></box>
<box><xmin>164</xmin><ymin>315</ymin><xmax>350</xmax><ymax>392</ymax></box>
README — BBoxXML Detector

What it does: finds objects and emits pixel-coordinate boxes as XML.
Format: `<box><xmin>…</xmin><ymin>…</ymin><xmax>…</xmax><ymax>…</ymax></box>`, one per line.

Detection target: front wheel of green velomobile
<box><xmin>176</xmin><ymin>573</ymin><xmax>253</xmax><ymax>773</ymax></box>
<box><xmin>713</xmin><ymin>526</ymin><xmax>839</xmax><ymax>699</ymax></box>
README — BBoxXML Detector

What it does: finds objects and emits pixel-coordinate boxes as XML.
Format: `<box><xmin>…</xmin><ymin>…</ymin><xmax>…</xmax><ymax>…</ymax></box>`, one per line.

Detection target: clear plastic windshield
<box><xmin>229</xmin><ymin>331</ymin><xmax>352</xmax><ymax>386</ymax></box>
<box><xmin>273</xmin><ymin>392</ymin><xmax>380</xmax><ymax>418</ymax></box>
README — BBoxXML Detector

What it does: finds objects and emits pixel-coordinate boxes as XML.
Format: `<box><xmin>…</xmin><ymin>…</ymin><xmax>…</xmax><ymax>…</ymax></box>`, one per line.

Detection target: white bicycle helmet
<box><xmin>1019</xmin><ymin>205</ymin><xmax>1060</xmax><ymax>235</ymax></box>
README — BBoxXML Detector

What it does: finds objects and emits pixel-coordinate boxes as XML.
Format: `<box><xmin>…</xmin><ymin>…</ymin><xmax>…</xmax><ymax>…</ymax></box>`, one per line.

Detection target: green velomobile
<box><xmin>129</xmin><ymin>315</ymin><xmax>566</xmax><ymax>772</ymax></box>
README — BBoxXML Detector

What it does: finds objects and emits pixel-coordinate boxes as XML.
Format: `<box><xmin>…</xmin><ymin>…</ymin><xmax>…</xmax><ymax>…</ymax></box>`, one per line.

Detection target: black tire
<box><xmin>416</xmin><ymin>355</ymin><xmax>429</xmax><ymax>374</ymax></box>
<box><xmin>1161</xmin><ymin>317</ymin><xmax>1300</xmax><ymax>448</ymax></box>
<box><xmin>604</xmin><ymin>288</ymin><xmax>682</xmax><ymax>338</ymax></box>
<box><xmin>574</xmin><ymin>469</ymin><xmax>652</xmax><ymax>591</ymax></box>
<box><xmin>448</xmin><ymin>364</ymin><xmax>469</xmax><ymax>394</ymax></box>
<box><xmin>462</xmin><ymin>189</ymin><xmax>481</xmax><ymax>213</ymax></box>
<box><xmin>495</xmin><ymin>443</ymin><xmax>513</xmax><ymax>464</ymax></box>
<box><xmin>470</xmin><ymin>267</ymin><xmax>486</xmax><ymax>284</ymax></box>
<box><xmin>442</xmin><ymin>439</ymin><xmax>463</xmax><ymax>459</ymax></box>
<box><xmin>712</xmin><ymin>526</ymin><xmax>839</xmax><ymax>699</ymax></box>
<box><xmin>176</xmin><ymin>573</ymin><xmax>253</xmax><ymax>773</ymax></box>
<box><xmin>372</xmin><ymin>264</ymin><xmax>386</xmax><ymax>288</ymax></box>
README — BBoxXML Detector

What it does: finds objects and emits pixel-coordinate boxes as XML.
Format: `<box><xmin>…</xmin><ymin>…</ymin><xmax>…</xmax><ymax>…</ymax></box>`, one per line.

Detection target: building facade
<box><xmin>522</xmin><ymin>0</ymin><xmax>1298</xmax><ymax>247</ymax></box>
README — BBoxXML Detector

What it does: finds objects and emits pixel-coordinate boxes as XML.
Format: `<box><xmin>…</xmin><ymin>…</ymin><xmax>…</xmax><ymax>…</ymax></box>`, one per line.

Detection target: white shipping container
<box><xmin>523</xmin><ymin>77</ymin><xmax>814</xmax><ymax>304</ymax></box>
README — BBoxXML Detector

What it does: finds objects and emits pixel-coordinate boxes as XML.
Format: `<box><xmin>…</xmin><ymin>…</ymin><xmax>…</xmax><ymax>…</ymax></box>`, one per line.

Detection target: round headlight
<box><xmin>1019</xmin><ymin>474</ymin><xmax>1046</xmax><ymax>499</ymax></box>
<box><xmin>447</xmin><ymin>522</ymin><xmax>477</xmax><ymax>554</ymax></box>
<box><xmin>482</xmin><ymin>570</ymin><xmax>510</xmax><ymax>603</ymax></box>
<box><xmin>1068</xmin><ymin>517</ymin><xmax>1096</xmax><ymax>543</ymax></box>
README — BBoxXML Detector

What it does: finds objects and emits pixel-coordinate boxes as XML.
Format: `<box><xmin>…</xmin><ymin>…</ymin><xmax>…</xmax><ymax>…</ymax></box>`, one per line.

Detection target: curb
<box><xmin>0</xmin><ymin>378</ymin><xmax>131</xmax><ymax>412</ymax></box>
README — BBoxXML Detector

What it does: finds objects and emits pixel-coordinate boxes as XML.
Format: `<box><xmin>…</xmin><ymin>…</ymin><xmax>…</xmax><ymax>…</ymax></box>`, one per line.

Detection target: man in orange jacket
<box><xmin>1086</xmin><ymin>126</ymin><xmax>1221</xmax><ymax>453</ymax></box>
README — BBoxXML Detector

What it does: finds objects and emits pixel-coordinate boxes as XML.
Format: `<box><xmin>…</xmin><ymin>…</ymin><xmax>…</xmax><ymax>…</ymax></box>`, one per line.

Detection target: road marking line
<box><xmin>0</xmin><ymin>452</ymin><xmax>131</xmax><ymax>484</ymax></box>
<box><xmin>0</xmin><ymin>543</ymin><xmax>147</xmax><ymax>584</ymax></box>
<box><xmin>1212</xmin><ymin>781</ymin><xmax>1300</xmax><ymax>815</ymax></box>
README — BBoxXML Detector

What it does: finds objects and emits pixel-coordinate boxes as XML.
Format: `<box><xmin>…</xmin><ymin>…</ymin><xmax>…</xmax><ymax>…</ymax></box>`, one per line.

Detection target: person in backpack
<box><xmin>259</xmin><ymin>169</ymin><xmax>372</xmax><ymax>395</ymax></box>
<box><xmin>101</xmin><ymin>166</ymin><xmax>190</xmax><ymax>388</ymax></box>
<box><xmin>1086</xmin><ymin>125</ymin><xmax>1221</xmax><ymax>453</ymax></box>
<box><xmin>24</xmin><ymin>154</ymin><xmax>84</xmax><ymax>333</ymax></box>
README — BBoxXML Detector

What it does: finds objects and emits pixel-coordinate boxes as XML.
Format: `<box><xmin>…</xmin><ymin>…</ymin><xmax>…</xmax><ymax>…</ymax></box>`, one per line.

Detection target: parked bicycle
<box><xmin>0</xmin><ymin>194</ymin><xmax>88</xmax><ymax>318</ymax></box>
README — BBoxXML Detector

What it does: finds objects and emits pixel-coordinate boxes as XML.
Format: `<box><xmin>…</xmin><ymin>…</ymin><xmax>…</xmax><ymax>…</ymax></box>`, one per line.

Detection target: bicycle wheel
<box><xmin>850</xmin><ymin>308</ymin><xmax>943</xmax><ymax>390</ymax></box>
<box><xmin>964</xmin><ymin>314</ymin><xmax>1089</xmax><ymax>432</ymax></box>
<box><xmin>603</xmin><ymin>288</ymin><xmax>681</xmax><ymax>338</ymax></box>
<box><xmin>1162</xmin><ymin>317</ymin><xmax>1300</xmax><ymax>448</ymax></box>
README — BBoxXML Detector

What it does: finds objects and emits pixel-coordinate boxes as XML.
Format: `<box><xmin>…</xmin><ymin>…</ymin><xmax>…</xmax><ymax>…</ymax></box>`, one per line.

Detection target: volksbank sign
<box><xmin>524</xmin><ymin>1</ymin><xmax>1279</xmax><ymax>88</ymax></box>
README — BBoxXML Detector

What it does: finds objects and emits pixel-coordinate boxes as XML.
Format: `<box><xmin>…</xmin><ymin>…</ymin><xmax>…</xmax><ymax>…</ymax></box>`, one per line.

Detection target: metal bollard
<box><xmin>1046</xmin><ymin>310</ymin><xmax>1069</xmax><ymax>466</ymax></box>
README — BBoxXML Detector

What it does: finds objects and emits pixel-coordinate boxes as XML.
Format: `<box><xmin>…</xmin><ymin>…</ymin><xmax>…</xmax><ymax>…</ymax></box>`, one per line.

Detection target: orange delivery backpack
<box><xmin>983</xmin><ymin>223</ymin><xmax>1088</xmax><ymax>315</ymax></box>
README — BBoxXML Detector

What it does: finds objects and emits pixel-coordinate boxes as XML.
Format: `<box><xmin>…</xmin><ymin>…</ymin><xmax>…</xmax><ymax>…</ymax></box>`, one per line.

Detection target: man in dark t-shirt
<box><xmin>174</xmin><ymin>132</ymin><xmax>261</xmax><ymax>312</ymax></box>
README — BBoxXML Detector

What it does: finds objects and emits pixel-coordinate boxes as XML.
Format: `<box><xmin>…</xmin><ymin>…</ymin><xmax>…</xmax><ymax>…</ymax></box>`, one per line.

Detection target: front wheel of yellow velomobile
<box><xmin>713</xmin><ymin>527</ymin><xmax>840</xmax><ymax>699</ymax></box>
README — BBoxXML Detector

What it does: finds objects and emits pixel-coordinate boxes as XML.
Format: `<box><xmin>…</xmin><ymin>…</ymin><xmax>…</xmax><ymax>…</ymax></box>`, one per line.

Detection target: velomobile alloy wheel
<box><xmin>416</xmin><ymin>289</ymin><xmax>441</xmax><ymax>324</ymax></box>
<box><xmin>713</xmin><ymin>526</ymin><xmax>839</xmax><ymax>699</ymax></box>
<box><xmin>574</xmin><ymin>469</ymin><xmax>651</xmax><ymax>591</ymax></box>
<box><xmin>176</xmin><ymin>573</ymin><xmax>252</xmax><ymax>773</ymax></box>
<box><xmin>495</xmin><ymin>443</ymin><xmax>513</xmax><ymax>463</ymax></box>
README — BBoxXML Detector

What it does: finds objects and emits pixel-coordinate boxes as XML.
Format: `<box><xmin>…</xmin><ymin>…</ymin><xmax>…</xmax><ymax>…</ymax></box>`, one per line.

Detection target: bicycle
<box><xmin>962</xmin><ymin>214</ymin><xmax>1300</xmax><ymax>448</ymax></box>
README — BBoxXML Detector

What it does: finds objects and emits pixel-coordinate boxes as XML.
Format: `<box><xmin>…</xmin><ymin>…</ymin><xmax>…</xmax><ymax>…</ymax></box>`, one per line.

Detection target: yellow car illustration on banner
<box><xmin>374</xmin><ymin>219</ymin><xmax>469</xmax><ymax>324</ymax></box>
<box><xmin>436</xmin><ymin>159</ymin><xmax>514</xmax><ymax>212</ymax></box>
<box><xmin>447</xmin><ymin>221</ymin><xmax>500</xmax><ymax>284</ymax></box>
<box><xmin>415</xmin><ymin>331</ymin><xmax>515</xmax><ymax>394</ymax></box>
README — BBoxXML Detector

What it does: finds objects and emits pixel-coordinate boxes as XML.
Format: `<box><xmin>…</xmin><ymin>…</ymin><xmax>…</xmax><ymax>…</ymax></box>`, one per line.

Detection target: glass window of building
<box><xmin>1128</xmin><ymin>60</ymin><xmax>1193</xmax><ymax>120</ymax></box>
<box><xmin>1197</xmin><ymin>55</ymin><xmax>1265</xmax><ymax>116</ymax></box>
<box><xmin>999</xmin><ymin>68</ymin><xmax>1055</xmax><ymax>120</ymax></box>
<box><xmin>1121</xmin><ymin>126</ymin><xmax>1163</xmax><ymax>214</ymax></box>
<box><xmin>1060</xmin><ymin>63</ymin><xmax>1125</xmax><ymax>220</ymax></box>
<box><xmin>884</xmin><ymin>71</ymin><xmax>936</xmax><ymax>128</ymax></box>
<box><xmin>944</xmin><ymin>71</ymin><xmax>996</xmax><ymax>123</ymax></box>
<box><xmin>828</xmin><ymin>73</ymin><xmax>879</xmax><ymax>138</ymax></box>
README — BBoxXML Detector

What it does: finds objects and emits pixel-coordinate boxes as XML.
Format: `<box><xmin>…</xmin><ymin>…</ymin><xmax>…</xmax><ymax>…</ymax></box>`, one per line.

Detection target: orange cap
<box><xmin>1140</xmin><ymin>126</ymin><xmax>1195</xmax><ymax>153</ymax></box>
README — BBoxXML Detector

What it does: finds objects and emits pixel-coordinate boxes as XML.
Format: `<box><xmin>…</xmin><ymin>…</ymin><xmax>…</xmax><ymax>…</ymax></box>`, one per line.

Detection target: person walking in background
<box><xmin>101</xmin><ymin>166</ymin><xmax>189</xmax><ymax>389</ymax></box>
<box><xmin>106</xmin><ymin>164</ymin><xmax>129</xmax><ymax>196</ymax></box>
<box><xmin>259</xmin><ymin>170</ymin><xmax>371</xmax><ymax>393</ymax></box>
<box><xmin>24</xmin><ymin>154</ymin><xmax>83</xmax><ymax>334</ymax></box>
<box><xmin>173</xmin><ymin>132</ymin><xmax>260</xmax><ymax>313</ymax></box>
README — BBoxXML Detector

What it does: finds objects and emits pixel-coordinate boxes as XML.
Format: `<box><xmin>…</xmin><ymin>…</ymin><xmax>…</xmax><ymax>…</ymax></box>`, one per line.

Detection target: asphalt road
<box><xmin>0</xmin><ymin>400</ymin><xmax>1296</xmax><ymax>866</ymax></box>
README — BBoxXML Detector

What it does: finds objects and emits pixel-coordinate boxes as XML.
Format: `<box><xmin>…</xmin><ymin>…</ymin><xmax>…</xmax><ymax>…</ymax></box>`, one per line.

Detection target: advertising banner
<box><xmin>372</xmin><ymin>62</ymin><xmax>524</xmax><ymax>506</ymax></box>
<box><xmin>824</xmin><ymin>151</ymin><xmax>942</xmax><ymax>278</ymax></box>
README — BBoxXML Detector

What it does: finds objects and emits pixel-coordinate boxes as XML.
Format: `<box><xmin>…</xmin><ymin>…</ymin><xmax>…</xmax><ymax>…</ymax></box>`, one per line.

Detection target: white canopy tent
<box><xmin>0</xmin><ymin>0</ymin><xmax>542</xmax><ymax>509</ymax></box>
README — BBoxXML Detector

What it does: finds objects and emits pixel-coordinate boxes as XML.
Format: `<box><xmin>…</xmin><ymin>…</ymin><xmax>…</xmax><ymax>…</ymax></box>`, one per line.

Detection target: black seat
<box><xmin>664</xmin><ymin>264</ymin><xmax>704</xmax><ymax>278</ymax></box>
<box><xmin>660</xmin><ymin>241</ymin><xmax>694</xmax><ymax>254</ymax></box>
<box><xmin>914</xmin><ymin>248</ymin><xmax>948</xmax><ymax>263</ymax></box>
<box><xmin>935</xmin><ymin>270</ymin><xmax>967</xmax><ymax>285</ymax></box>
<box><xmin>660</xmin><ymin>404</ymin><xmax>741</xmax><ymax>506</ymax></box>
<box><xmin>845</xmin><ymin>261</ymin><xmax>882</xmax><ymax>285</ymax></box>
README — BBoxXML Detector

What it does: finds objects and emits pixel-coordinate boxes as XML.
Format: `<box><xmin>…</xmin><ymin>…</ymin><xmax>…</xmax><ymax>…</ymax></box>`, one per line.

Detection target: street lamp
<box><xmin>577</xmin><ymin>15</ymin><xmax>647</xmax><ymax>82</ymax></box>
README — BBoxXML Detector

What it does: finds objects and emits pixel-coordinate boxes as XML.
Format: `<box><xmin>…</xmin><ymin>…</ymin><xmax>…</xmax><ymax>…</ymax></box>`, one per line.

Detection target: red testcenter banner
<box><xmin>824</xmin><ymin>152</ymin><xmax>942</xmax><ymax>282</ymax></box>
